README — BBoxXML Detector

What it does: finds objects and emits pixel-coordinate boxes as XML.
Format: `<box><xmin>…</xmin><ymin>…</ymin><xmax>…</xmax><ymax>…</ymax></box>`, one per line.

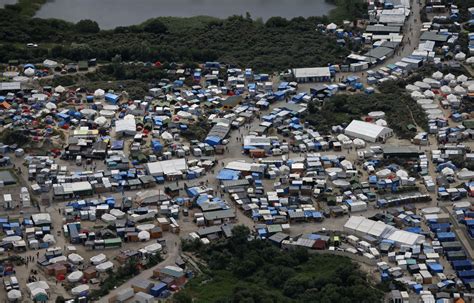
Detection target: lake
<box><xmin>34</xmin><ymin>0</ymin><xmax>335</xmax><ymax>29</ymax></box>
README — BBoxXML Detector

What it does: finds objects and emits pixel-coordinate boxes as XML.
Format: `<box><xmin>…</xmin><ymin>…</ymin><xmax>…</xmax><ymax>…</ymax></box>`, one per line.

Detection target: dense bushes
<box><xmin>304</xmin><ymin>81</ymin><xmax>428</xmax><ymax>139</ymax></box>
<box><xmin>179</xmin><ymin>225</ymin><xmax>383</xmax><ymax>303</ymax></box>
<box><xmin>0</xmin><ymin>4</ymin><xmax>350</xmax><ymax>72</ymax></box>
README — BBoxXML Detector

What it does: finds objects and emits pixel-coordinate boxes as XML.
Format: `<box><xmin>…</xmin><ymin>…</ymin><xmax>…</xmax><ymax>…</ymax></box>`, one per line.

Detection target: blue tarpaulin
<box><xmin>216</xmin><ymin>169</ymin><xmax>240</xmax><ymax>180</ymax></box>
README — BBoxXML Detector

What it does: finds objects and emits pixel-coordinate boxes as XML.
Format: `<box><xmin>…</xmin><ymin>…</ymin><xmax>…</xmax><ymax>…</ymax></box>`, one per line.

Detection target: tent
<box><xmin>137</xmin><ymin>224</ymin><xmax>155</xmax><ymax>231</ymax></box>
<box><xmin>54</xmin><ymin>85</ymin><xmax>66</xmax><ymax>93</ymax></box>
<box><xmin>94</xmin><ymin>89</ymin><xmax>105</xmax><ymax>98</ymax></box>
<box><xmin>71</xmin><ymin>284</ymin><xmax>89</xmax><ymax>296</ymax></box>
<box><xmin>145</xmin><ymin>243</ymin><xmax>162</xmax><ymax>254</ymax></box>
<box><xmin>42</xmin><ymin>234</ymin><xmax>56</xmax><ymax>244</ymax></box>
<box><xmin>432</xmin><ymin>71</ymin><xmax>443</xmax><ymax>80</ymax></box>
<box><xmin>96</xmin><ymin>261</ymin><xmax>114</xmax><ymax>272</ymax></box>
<box><xmin>68</xmin><ymin>253</ymin><xmax>84</xmax><ymax>264</ymax></box>
<box><xmin>67</xmin><ymin>271</ymin><xmax>84</xmax><ymax>283</ymax></box>
<box><xmin>45</xmin><ymin>102</ymin><xmax>57</xmax><ymax>110</ymax></box>
<box><xmin>138</xmin><ymin>230</ymin><xmax>150</xmax><ymax>241</ymax></box>
<box><xmin>7</xmin><ymin>289</ymin><xmax>22</xmax><ymax>301</ymax></box>
<box><xmin>90</xmin><ymin>253</ymin><xmax>107</xmax><ymax>265</ymax></box>
<box><xmin>24</xmin><ymin>68</ymin><xmax>35</xmax><ymax>77</ymax></box>
<box><xmin>326</xmin><ymin>23</ymin><xmax>337</xmax><ymax>30</ymax></box>
<box><xmin>101</xmin><ymin>213</ymin><xmax>117</xmax><ymax>224</ymax></box>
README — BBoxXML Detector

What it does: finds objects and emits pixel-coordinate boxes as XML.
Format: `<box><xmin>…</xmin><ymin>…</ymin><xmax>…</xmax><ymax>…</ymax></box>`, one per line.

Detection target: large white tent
<box><xmin>344</xmin><ymin>120</ymin><xmax>393</xmax><ymax>143</ymax></box>
<box><xmin>344</xmin><ymin>216</ymin><xmax>425</xmax><ymax>246</ymax></box>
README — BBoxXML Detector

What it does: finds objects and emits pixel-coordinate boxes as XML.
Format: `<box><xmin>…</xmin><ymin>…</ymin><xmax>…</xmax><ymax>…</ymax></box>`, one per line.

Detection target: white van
<box><xmin>75</xmin><ymin>155</ymin><xmax>82</xmax><ymax>166</ymax></box>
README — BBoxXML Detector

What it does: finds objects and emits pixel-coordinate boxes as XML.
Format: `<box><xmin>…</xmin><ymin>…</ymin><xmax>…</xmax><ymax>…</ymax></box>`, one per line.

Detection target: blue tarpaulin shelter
<box><xmin>216</xmin><ymin>169</ymin><xmax>240</xmax><ymax>180</ymax></box>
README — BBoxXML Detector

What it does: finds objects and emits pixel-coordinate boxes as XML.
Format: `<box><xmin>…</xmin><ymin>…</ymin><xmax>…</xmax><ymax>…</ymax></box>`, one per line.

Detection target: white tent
<box><xmin>423</xmin><ymin>90</ymin><xmax>435</xmax><ymax>98</ymax></box>
<box><xmin>353</xmin><ymin>138</ymin><xmax>366</xmax><ymax>148</ymax></box>
<box><xmin>368</xmin><ymin>111</ymin><xmax>385</xmax><ymax>119</ymax></box>
<box><xmin>375</xmin><ymin>119</ymin><xmax>387</xmax><ymax>127</ymax></box>
<box><xmin>457</xmin><ymin>74</ymin><xmax>468</xmax><ymax>83</ymax></box>
<box><xmin>376</xmin><ymin>169</ymin><xmax>392</xmax><ymax>178</ymax></box>
<box><xmin>68</xmin><ymin>253</ymin><xmax>84</xmax><ymax>264</ymax></box>
<box><xmin>45</xmin><ymin>102</ymin><xmax>57</xmax><ymax>110</ymax></box>
<box><xmin>440</xmin><ymin>85</ymin><xmax>452</xmax><ymax>94</ymax></box>
<box><xmin>144</xmin><ymin>243</ymin><xmax>162</xmax><ymax>254</ymax></box>
<box><xmin>468</xmin><ymin>84</ymin><xmax>474</xmax><ymax>93</ymax></box>
<box><xmin>161</xmin><ymin>131</ymin><xmax>173</xmax><ymax>141</ymax></box>
<box><xmin>405</xmin><ymin>84</ymin><xmax>421</xmax><ymax>92</ymax></box>
<box><xmin>138</xmin><ymin>230</ymin><xmax>150</xmax><ymax>241</ymax></box>
<box><xmin>43</xmin><ymin>59</ymin><xmax>58</xmax><ymax>68</ymax></box>
<box><xmin>109</xmin><ymin>209</ymin><xmax>125</xmax><ymax>219</ymax></box>
<box><xmin>457</xmin><ymin>168</ymin><xmax>474</xmax><ymax>180</ymax></box>
<box><xmin>94</xmin><ymin>89</ymin><xmax>105</xmax><ymax>98</ymax></box>
<box><xmin>67</xmin><ymin>271</ymin><xmax>84</xmax><ymax>283</ymax></box>
<box><xmin>49</xmin><ymin>256</ymin><xmax>67</xmax><ymax>264</ymax></box>
<box><xmin>71</xmin><ymin>284</ymin><xmax>89</xmax><ymax>296</ymax></box>
<box><xmin>55</xmin><ymin>85</ymin><xmax>66</xmax><ymax>93</ymax></box>
<box><xmin>99</xmin><ymin>110</ymin><xmax>115</xmax><ymax>118</ymax></box>
<box><xmin>453</xmin><ymin>85</ymin><xmax>466</xmax><ymax>96</ymax></box>
<box><xmin>444</xmin><ymin>73</ymin><xmax>455</xmax><ymax>81</ymax></box>
<box><xmin>7</xmin><ymin>289</ymin><xmax>22</xmax><ymax>301</ymax></box>
<box><xmin>396</xmin><ymin>170</ymin><xmax>408</xmax><ymax>178</ymax></box>
<box><xmin>90</xmin><ymin>253</ymin><xmax>107</xmax><ymax>265</ymax></box>
<box><xmin>441</xmin><ymin>167</ymin><xmax>454</xmax><ymax>176</ymax></box>
<box><xmin>326</xmin><ymin>23</ymin><xmax>337</xmax><ymax>30</ymax></box>
<box><xmin>449</xmin><ymin>80</ymin><xmax>457</xmax><ymax>88</ymax></box>
<box><xmin>344</xmin><ymin>120</ymin><xmax>393</xmax><ymax>143</ymax></box>
<box><xmin>94</xmin><ymin>116</ymin><xmax>107</xmax><ymax>126</ymax></box>
<box><xmin>414</xmin><ymin>81</ymin><xmax>430</xmax><ymax>90</ymax></box>
<box><xmin>455</xmin><ymin>52</ymin><xmax>466</xmax><ymax>61</ymax></box>
<box><xmin>24</xmin><ymin>68</ymin><xmax>35</xmax><ymax>77</ymax></box>
<box><xmin>96</xmin><ymin>261</ymin><xmax>114</xmax><ymax>272</ymax></box>
<box><xmin>340</xmin><ymin>160</ymin><xmax>353</xmax><ymax>170</ymax></box>
<box><xmin>101</xmin><ymin>213</ymin><xmax>117</xmax><ymax>224</ymax></box>
<box><xmin>432</xmin><ymin>71</ymin><xmax>443</xmax><ymax>80</ymax></box>
<box><xmin>337</xmin><ymin>134</ymin><xmax>350</xmax><ymax>142</ymax></box>
<box><xmin>137</xmin><ymin>224</ymin><xmax>155</xmax><ymax>231</ymax></box>
<box><xmin>43</xmin><ymin>234</ymin><xmax>56</xmax><ymax>244</ymax></box>
<box><xmin>410</xmin><ymin>91</ymin><xmax>424</xmax><ymax>100</ymax></box>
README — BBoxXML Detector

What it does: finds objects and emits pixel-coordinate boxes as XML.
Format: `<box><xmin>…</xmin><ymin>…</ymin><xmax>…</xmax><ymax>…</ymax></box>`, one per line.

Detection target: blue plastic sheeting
<box><xmin>151</xmin><ymin>140</ymin><xmax>163</xmax><ymax>152</ymax></box>
<box><xmin>216</xmin><ymin>169</ymin><xmax>240</xmax><ymax>180</ymax></box>
<box><xmin>205</xmin><ymin>136</ymin><xmax>221</xmax><ymax>146</ymax></box>
<box><xmin>428</xmin><ymin>263</ymin><xmax>443</xmax><ymax>273</ymax></box>
<box><xmin>458</xmin><ymin>270</ymin><xmax>474</xmax><ymax>278</ymax></box>
<box><xmin>105</xmin><ymin>93</ymin><xmax>119</xmax><ymax>104</ymax></box>
<box><xmin>452</xmin><ymin>260</ymin><xmax>473</xmax><ymax>270</ymax></box>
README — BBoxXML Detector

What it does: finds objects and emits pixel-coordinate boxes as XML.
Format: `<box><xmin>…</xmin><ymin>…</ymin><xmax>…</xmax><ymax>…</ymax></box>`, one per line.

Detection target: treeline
<box><xmin>0</xmin><ymin>3</ymin><xmax>350</xmax><ymax>72</ymax></box>
<box><xmin>177</xmin><ymin>226</ymin><xmax>383</xmax><ymax>303</ymax></box>
<box><xmin>304</xmin><ymin>81</ymin><xmax>428</xmax><ymax>139</ymax></box>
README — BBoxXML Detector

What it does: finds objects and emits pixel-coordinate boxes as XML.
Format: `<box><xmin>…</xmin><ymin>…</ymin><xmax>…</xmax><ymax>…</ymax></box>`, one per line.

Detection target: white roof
<box><xmin>115</xmin><ymin>118</ymin><xmax>136</xmax><ymax>133</ymax></box>
<box><xmin>31</xmin><ymin>213</ymin><xmax>51</xmax><ymax>225</ymax></box>
<box><xmin>345</xmin><ymin>120</ymin><xmax>392</xmax><ymax>142</ymax></box>
<box><xmin>344</xmin><ymin>216</ymin><xmax>424</xmax><ymax>246</ymax></box>
<box><xmin>90</xmin><ymin>253</ymin><xmax>107</xmax><ymax>265</ymax></box>
<box><xmin>96</xmin><ymin>261</ymin><xmax>114</xmax><ymax>272</ymax></box>
<box><xmin>146</xmin><ymin>158</ymin><xmax>187</xmax><ymax>176</ymax></box>
<box><xmin>292</xmin><ymin>67</ymin><xmax>331</xmax><ymax>79</ymax></box>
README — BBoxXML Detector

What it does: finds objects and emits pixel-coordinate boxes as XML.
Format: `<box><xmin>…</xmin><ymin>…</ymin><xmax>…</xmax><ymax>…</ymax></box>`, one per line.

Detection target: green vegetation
<box><xmin>0</xmin><ymin>3</ymin><xmax>351</xmax><ymax>72</ymax></box>
<box><xmin>178</xmin><ymin>226</ymin><xmax>383</xmax><ymax>303</ymax></box>
<box><xmin>304</xmin><ymin>81</ymin><xmax>428</xmax><ymax>140</ymax></box>
<box><xmin>327</xmin><ymin>0</ymin><xmax>368</xmax><ymax>24</ymax></box>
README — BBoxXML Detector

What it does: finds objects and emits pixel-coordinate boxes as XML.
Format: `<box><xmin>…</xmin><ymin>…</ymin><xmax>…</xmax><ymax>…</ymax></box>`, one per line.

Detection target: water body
<box><xmin>34</xmin><ymin>0</ymin><xmax>335</xmax><ymax>29</ymax></box>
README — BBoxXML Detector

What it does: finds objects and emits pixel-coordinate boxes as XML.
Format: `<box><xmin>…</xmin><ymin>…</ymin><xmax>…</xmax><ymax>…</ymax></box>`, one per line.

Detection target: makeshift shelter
<box><xmin>96</xmin><ymin>261</ymin><xmax>114</xmax><ymax>272</ymax></box>
<box><xmin>90</xmin><ymin>253</ymin><xmax>107</xmax><ymax>265</ymax></box>
<box><xmin>67</xmin><ymin>271</ymin><xmax>84</xmax><ymax>283</ymax></box>
<box><xmin>68</xmin><ymin>253</ymin><xmax>84</xmax><ymax>264</ymax></box>
<box><xmin>71</xmin><ymin>284</ymin><xmax>89</xmax><ymax>296</ymax></box>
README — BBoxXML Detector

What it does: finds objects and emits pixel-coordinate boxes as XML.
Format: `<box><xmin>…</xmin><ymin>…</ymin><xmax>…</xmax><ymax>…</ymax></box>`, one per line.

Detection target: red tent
<box><xmin>154</xmin><ymin>61</ymin><xmax>162</xmax><ymax>67</ymax></box>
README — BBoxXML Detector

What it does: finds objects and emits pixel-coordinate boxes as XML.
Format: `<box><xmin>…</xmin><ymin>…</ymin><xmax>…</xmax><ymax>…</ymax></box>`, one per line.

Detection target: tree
<box><xmin>265</xmin><ymin>16</ymin><xmax>290</xmax><ymax>27</ymax></box>
<box><xmin>75</xmin><ymin>19</ymin><xmax>100</xmax><ymax>33</ymax></box>
<box><xmin>143</xmin><ymin>19</ymin><xmax>168</xmax><ymax>34</ymax></box>
<box><xmin>173</xmin><ymin>292</ymin><xmax>193</xmax><ymax>303</ymax></box>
